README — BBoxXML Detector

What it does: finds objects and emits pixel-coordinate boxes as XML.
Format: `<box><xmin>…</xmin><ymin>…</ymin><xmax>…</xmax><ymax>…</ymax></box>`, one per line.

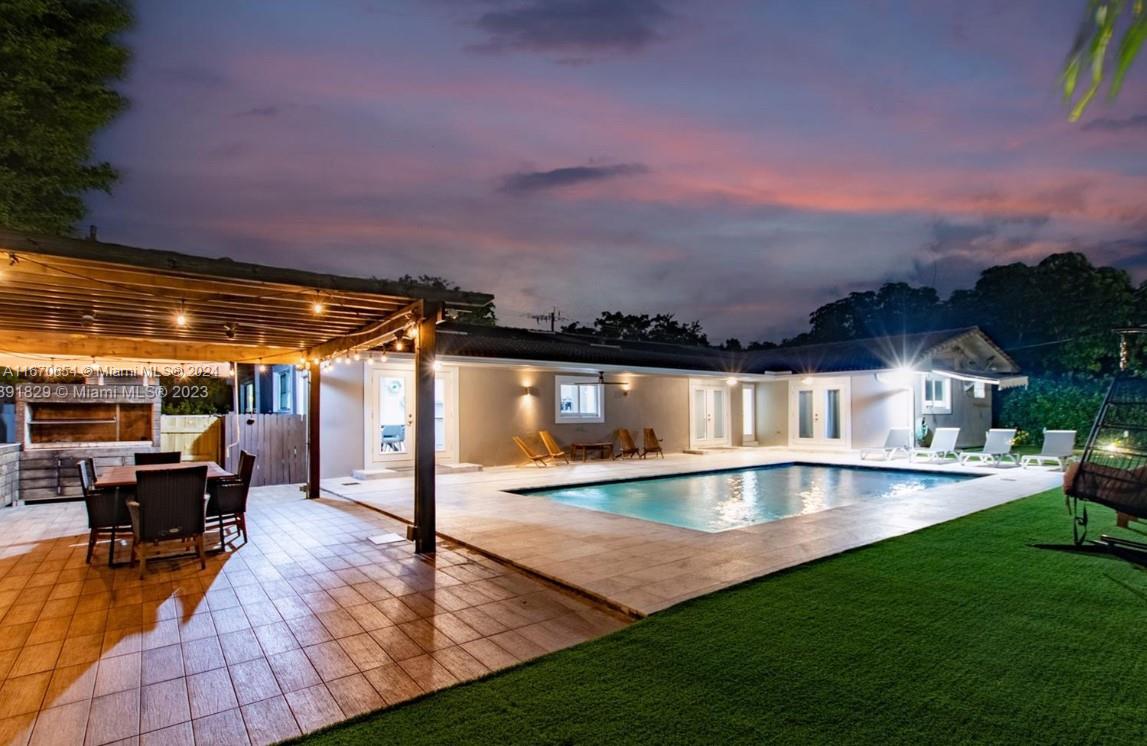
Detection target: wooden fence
<box><xmin>159</xmin><ymin>413</ymin><xmax>306</xmax><ymax>487</ymax></box>
<box><xmin>160</xmin><ymin>415</ymin><xmax>224</xmax><ymax>464</ymax></box>
<box><xmin>223</xmin><ymin>414</ymin><xmax>307</xmax><ymax>487</ymax></box>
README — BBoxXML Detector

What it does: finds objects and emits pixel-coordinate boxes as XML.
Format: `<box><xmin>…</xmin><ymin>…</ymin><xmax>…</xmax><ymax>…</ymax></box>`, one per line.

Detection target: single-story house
<box><xmin>317</xmin><ymin>323</ymin><xmax>1025</xmax><ymax>477</ymax></box>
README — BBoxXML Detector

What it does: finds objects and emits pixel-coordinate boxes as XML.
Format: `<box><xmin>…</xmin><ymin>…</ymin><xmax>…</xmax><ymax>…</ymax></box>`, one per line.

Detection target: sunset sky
<box><xmin>87</xmin><ymin>0</ymin><xmax>1147</xmax><ymax>342</ymax></box>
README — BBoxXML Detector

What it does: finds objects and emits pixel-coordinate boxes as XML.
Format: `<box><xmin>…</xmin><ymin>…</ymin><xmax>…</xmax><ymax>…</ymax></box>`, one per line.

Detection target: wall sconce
<box><xmin>621</xmin><ymin>382</ymin><xmax>631</xmax><ymax>396</ymax></box>
<box><xmin>522</xmin><ymin>386</ymin><xmax>538</xmax><ymax>397</ymax></box>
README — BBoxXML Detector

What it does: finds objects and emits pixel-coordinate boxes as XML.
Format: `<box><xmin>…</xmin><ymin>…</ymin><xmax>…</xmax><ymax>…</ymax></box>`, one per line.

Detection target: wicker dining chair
<box><xmin>207</xmin><ymin>450</ymin><xmax>255</xmax><ymax>546</ymax></box>
<box><xmin>127</xmin><ymin>465</ymin><xmax>209</xmax><ymax>578</ymax></box>
<box><xmin>78</xmin><ymin>458</ymin><xmax>132</xmax><ymax>565</ymax></box>
<box><xmin>133</xmin><ymin>451</ymin><xmax>182</xmax><ymax>465</ymax></box>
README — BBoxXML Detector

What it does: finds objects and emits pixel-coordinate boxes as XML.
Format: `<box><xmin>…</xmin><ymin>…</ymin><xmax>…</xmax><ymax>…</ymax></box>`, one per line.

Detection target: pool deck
<box><xmin>323</xmin><ymin>448</ymin><xmax>1063</xmax><ymax>617</ymax></box>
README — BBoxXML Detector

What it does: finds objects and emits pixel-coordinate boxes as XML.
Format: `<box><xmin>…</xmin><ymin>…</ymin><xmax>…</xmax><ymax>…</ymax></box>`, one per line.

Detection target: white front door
<box><xmin>789</xmin><ymin>377</ymin><xmax>851</xmax><ymax>448</ymax></box>
<box><xmin>690</xmin><ymin>380</ymin><xmax>731</xmax><ymax>448</ymax></box>
<box><xmin>365</xmin><ymin>363</ymin><xmax>457</xmax><ymax>467</ymax></box>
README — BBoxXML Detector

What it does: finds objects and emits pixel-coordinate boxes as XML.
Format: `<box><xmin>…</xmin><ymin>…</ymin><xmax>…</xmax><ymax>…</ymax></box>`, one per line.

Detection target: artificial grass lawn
<box><xmin>304</xmin><ymin>489</ymin><xmax>1147</xmax><ymax>744</ymax></box>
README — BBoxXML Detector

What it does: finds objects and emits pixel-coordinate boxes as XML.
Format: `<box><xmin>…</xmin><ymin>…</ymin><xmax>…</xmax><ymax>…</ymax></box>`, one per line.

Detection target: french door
<box><xmin>690</xmin><ymin>380</ymin><xmax>732</xmax><ymax>448</ymax></box>
<box><xmin>789</xmin><ymin>377</ymin><xmax>850</xmax><ymax>448</ymax></box>
<box><xmin>365</xmin><ymin>363</ymin><xmax>457</xmax><ymax>467</ymax></box>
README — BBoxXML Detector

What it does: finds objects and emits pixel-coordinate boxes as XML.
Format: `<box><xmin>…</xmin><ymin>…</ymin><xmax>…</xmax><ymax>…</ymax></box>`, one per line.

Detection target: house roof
<box><xmin>435</xmin><ymin>323</ymin><xmax>1020</xmax><ymax>376</ymax></box>
<box><xmin>742</xmin><ymin>327</ymin><xmax>1020</xmax><ymax>374</ymax></box>
<box><xmin>436</xmin><ymin>323</ymin><xmax>744</xmax><ymax>373</ymax></box>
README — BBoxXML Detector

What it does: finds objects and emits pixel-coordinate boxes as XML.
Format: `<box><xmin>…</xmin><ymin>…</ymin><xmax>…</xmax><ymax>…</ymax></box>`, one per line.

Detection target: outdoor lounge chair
<box><xmin>616</xmin><ymin>428</ymin><xmax>641</xmax><ymax>459</ymax></box>
<box><xmin>909</xmin><ymin>427</ymin><xmax>960</xmax><ymax>463</ymax></box>
<box><xmin>78</xmin><ymin>458</ymin><xmax>131</xmax><ymax>565</ymax></box>
<box><xmin>642</xmin><ymin>427</ymin><xmax>664</xmax><ymax>459</ymax></box>
<box><xmin>1020</xmin><ymin>430</ymin><xmax>1077</xmax><ymax>470</ymax></box>
<box><xmin>134</xmin><ymin>451</ymin><xmax>182</xmax><ymax>465</ymax></box>
<box><xmin>538</xmin><ymin>430</ymin><xmax>570</xmax><ymax>464</ymax></box>
<box><xmin>859</xmin><ymin>428</ymin><xmax>913</xmax><ymax>461</ymax></box>
<box><xmin>959</xmin><ymin>428</ymin><xmax>1018</xmax><ymax>466</ymax></box>
<box><xmin>513</xmin><ymin>435</ymin><xmax>550</xmax><ymax>467</ymax></box>
<box><xmin>128</xmin><ymin>465</ymin><xmax>209</xmax><ymax>578</ymax></box>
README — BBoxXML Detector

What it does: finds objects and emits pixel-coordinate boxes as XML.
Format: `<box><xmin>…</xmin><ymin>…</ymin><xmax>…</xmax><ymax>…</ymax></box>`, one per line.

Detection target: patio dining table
<box><xmin>96</xmin><ymin>460</ymin><xmax>234</xmax><ymax>489</ymax></box>
<box><xmin>96</xmin><ymin>460</ymin><xmax>235</xmax><ymax>567</ymax></box>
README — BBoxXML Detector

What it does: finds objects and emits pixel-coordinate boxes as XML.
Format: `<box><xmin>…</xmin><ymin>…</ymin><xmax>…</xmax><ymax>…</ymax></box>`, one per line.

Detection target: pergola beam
<box><xmin>304</xmin><ymin>300</ymin><xmax>428</xmax><ymax>360</ymax></box>
<box><xmin>0</xmin><ymin>329</ymin><xmax>300</xmax><ymax>364</ymax></box>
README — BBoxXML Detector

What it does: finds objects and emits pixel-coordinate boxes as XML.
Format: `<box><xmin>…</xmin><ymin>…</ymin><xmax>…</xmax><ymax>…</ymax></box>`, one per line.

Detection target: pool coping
<box><xmin>511</xmin><ymin>459</ymin><xmax>983</xmax><ymax>496</ymax></box>
<box><xmin>323</xmin><ymin>448</ymin><xmax>1064</xmax><ymax>616</ymax></box>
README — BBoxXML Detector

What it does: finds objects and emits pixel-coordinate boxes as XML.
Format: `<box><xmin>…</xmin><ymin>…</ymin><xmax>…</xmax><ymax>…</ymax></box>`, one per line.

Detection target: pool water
<box><xmin>517</xmin><ymin>463</ymin><xmax>977</xmax><ymax>532</ymax></box>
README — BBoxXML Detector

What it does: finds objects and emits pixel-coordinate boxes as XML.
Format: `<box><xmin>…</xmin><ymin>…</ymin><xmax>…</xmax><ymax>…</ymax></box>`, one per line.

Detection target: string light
<box><xmin>175</xmin><ymin>300</ymin><xmax>189</xmax><ymax>328</ymax></box>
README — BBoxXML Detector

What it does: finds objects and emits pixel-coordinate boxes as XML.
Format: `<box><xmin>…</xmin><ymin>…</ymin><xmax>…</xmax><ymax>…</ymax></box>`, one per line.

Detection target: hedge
<box><xmin>997</xmin><ymin>374</ymin><xmax>1109</xmax><ymax>447</ymax></box>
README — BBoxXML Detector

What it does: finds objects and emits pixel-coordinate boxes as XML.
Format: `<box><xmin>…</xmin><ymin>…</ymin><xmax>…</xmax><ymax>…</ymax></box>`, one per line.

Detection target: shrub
<box><xmin>998</xmin><ymin>374</ymin><xmax>1109</xmax><ymax>447</ymax></box>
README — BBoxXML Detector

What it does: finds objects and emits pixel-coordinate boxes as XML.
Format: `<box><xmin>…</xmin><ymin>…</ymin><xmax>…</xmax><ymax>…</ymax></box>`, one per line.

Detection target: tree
<box><xmin>763</xmin><ymin>253</ymin><xmax>1136</xmax><ymax>375</ymax></box>
<box><xmin>562</xmin><ymin>311</ymin><xmax>710</xmax><ymax>346</ymax></box>
<box><xmin>392</xmin><ymin>274</ymin><xmax>496</xmax><ymax>325</ymax></box>
<box><xmin>1064</xmin><ymin>0</ymin><xmax>1145</xmax><ymax>120</ymax></box>
<box><xmin>949</xmin><ymin>253</ymin><xmax>1134</xmax><ymax>373</ymax></box>
<box><xmin>0</xmin><ymin>0</ymin><xmax>131</xmax><ymax>234</ymax></box>
<box><xmin>786</xmin><ymin>282</ymin><xmax>943</xmax><ymax>346</ymax></box>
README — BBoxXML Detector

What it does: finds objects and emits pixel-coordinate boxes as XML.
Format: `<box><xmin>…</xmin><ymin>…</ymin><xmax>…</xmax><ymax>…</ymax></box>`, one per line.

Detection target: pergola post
<box><xmin>413</xmin><ymin>301</ymin><xmax>441</xmax><ymax>554</ymax></box>
<box><xmin>307</xmin><ymin>360</ymin><xmax>321</xmax><ymax>499</ymax></box>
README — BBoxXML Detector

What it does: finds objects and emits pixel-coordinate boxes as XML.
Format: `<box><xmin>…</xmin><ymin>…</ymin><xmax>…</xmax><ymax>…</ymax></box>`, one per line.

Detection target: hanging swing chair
<box><xmin>1065</xmin><ymin>374</ymin><xmax>1147</xmax><ymax>548</ymax></box>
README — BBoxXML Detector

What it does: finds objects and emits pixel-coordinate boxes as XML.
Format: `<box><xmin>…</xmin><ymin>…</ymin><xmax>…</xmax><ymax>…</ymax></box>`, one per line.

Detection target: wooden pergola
<box><xmin>0</xmin><ymin>228</ymin><xmax>493</xmax><ymax>553</ymax></box>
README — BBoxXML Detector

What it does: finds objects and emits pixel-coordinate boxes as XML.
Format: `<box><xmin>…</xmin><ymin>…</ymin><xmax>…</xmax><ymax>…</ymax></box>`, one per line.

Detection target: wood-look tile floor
<box><xmin>0</xmin><ymin>487</ymin><xmax>628</xmax><ymax>745</ymax></box>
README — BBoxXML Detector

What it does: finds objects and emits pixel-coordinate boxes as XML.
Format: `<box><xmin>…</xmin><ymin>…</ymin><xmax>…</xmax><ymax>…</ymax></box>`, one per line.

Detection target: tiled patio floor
<box><xmin>326</xmin><ymin>448</ymin><xmax>1063</xmax><ymax>616</ymax></box>
<box><xmin>0</xmin><ymin>488</ymin><xmax>628</xmax><ymax>746</ymax></box>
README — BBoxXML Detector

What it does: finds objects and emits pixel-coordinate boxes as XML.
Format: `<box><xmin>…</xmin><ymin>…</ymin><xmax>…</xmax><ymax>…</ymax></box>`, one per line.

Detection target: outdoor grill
<box><xmin>14</xmin><ymin>377</ymin><xmax>162</xmax><ymax>502</ymax></box>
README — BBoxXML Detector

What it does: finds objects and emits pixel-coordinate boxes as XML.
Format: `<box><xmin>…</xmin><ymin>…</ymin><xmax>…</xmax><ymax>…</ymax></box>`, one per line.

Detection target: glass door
<box><xmin>374</xmin><ymin>370</ymin><xmax>413</xmax><ymax>460</ymax></box>
<box><xmin>689</xmin><ymin>380</ymin><xmax>732</xmax><ymax>448</ymax></box>
<box><xmin>789</xmin><ymin>378</ymin><xmax>850</xmax><ymax>448</ymax></box>
<box><xmin>366</xmin><ymin>364</ymin><xmax>457</xmax><ymax>466</ymax></box>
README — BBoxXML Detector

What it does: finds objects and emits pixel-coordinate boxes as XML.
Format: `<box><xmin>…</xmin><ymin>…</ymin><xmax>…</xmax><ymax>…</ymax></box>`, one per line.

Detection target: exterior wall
<box><xmin>850</xmin><ymin>373</ymin><xmax>913</xmax><ymax>450</ymax></box>
<box><xmin>458</xmin><ymin>366</ymin><xmax>691</xmax><ymax>466</ymax></box>
<box><xmin>755</xmin><ymin>381</ymin><xmax>788</xmax><ymax>446</ymax></box>
<box><xmin>916</xmin><ymin>380</ymin><xmax>992</xmax><ymax>448</ymax></box>
<box><xmin>0</xmin><ymin>443</ymin><xmax>19</xmax><ymax>507</ymax></box>
<box><xmin>319</xmin><ymin>361</ymin><xmax>365</xmax><ymax>479</ymax></box>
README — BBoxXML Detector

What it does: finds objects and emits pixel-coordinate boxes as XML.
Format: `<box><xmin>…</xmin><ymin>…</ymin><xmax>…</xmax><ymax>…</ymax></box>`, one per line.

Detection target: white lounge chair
<box><xmin>909</xmin><ymin>427</ymin><xmax>960</xmax><ymax>463</ymax></box>
<box><xmin>1020</xmin><ymin>430</ymin><xmax>1077</xmax><ymax>470</ymax></box>
<box><xmin>959</xmin><ymin>428</ymin><xmax>1018</xmax><ymax>466</ymax></box>
<box><xmin>859</xmin><ymin>428</ymin><xmax>913</xmax><ymax>461</ymax></box>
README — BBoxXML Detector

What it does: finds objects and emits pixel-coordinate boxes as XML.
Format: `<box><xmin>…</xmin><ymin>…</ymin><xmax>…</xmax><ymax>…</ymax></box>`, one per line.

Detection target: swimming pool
<box><xmin>516</xmin><ymin>463</ymin><xmax>978</xmax><ymax>532</ymax></box>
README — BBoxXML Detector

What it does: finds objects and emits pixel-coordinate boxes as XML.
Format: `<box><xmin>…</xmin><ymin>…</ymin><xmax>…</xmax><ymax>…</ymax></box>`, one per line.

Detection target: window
<box><xmin>269</xmin><ymin>367</ymin><xmax>293</xmax><ymax>413</ymax></box>
<box><xmin>273</xmin><ymin>368</ymin><xmax>294</xmax><ymax>413</ymax></box>
<box><xmin>742</xmin><ymin>384</ymin><xmax>756</xmax><ymax>441</ymax></box>
<box><xmin>922</xmin><ymin>376</ymin><xmax>951</xmax><ymax>414</ymax></box>
<box><xmin>555</xmin><ymin>375</ymin><xmax>604</xmax><ymax>423</ymax></box>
